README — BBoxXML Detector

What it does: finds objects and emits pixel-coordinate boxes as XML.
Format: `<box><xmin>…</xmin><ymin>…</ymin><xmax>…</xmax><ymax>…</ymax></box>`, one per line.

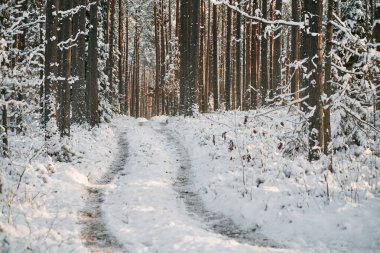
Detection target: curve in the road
<box><xmin>157</xmin><ymin>123</ymin><xmax>282</xmax><ymax>248</ymax></box>
<box><xmin>79</xmin><ymin>130</ymin><xmax>128</xmax><ymax>253</ymax></box>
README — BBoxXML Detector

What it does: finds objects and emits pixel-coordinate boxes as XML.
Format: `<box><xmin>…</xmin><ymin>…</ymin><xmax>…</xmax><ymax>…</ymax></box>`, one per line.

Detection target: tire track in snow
<box><xmin>79</xmin><ymin>130</ymin><xmax>128</xmax><ymax>253</ymax></box>
<box><xmin>156</xmin><ymin>123</ymin><xmax>282</xmax><ymax>248</ymax></box>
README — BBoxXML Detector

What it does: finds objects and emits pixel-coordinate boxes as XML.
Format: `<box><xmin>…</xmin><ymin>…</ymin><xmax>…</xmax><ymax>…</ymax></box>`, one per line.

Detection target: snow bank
<box><xmin>0</xmin><ymin>117</ymin><xmax>124</xmax><ymax>252</ymax></box>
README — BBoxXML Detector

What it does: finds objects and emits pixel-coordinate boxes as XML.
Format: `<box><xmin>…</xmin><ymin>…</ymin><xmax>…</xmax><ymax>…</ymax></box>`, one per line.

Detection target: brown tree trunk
<box><xmin>134</xmin><ymin>27</ymin><xmax>141</xmax><ymax>118</ymax></box>
<box><xmin>273</xmin><ymin>0</ymin><xmax>282</xmax><ymax>96</ymax></box>
<box><xmin>125</xmin><ymin>5</ymin><xmax>130</xmax><ymax>114</ymax></box>
<box><xmin>291</xmin><ymin>0</ymin><xmax>301</xmax><ymax>101</ymax></box>
<box><xmin>86</xmin><ymin>0</ymin><xmax>100</xmax><ymax>126</ymax></box>
<box><xmin>324</xmin><ymin>0</ymin><xmax>333</xmax><ymax>166</ymax></box>
<box><xmin>251</xmin><ymin>0</ymin><xmax>260</xmax><ymax>108</ymax></box>
<box><xmin>236</xmin><ymin>0</ymin><xmax>242</xmax><ymax>109</ymax></box>
<box><xmin>212</xmin><ymin>3</ymin><xmax>219</xmax><ymax>111</ymax></box>
<box><xmin>72</xmin><ymin>0</ymin><xmax>87</xmax><ymax>124</ymax></box>
<box><xmin>245</xmin><ymin>2</ymin><xmax>252</xmax><ymax>110</ymax></box>
<box><xmin>44</xmin><ymin>0</ymin><xmax>59</xmax><ymax>153</ymax></box>
<box><xmin>108</xmin><ymin>0</ymin><xmax>116</xmax><ymax>105</ymax></box>
<box><xmin>200</xmin><ymin>0</ymin><xmax>207</xmax><ymax>112</ymax></box>
<box><xmin>305</xmin><ymin>0</ymin><xmax>324</xmax><ymax>160</ymax></box>
<box><xmin>204</xmin><ymin>0</ymin><xmax>211</xmax><ymax>112</ymax></box>
<box><xmin>160</xmin><ymin>0</ymin><xmax>166</xmax><ymax>115</ymax></box>
<box><xmin>269</xmin><ymin>0</ymin><xmax>275</xmax><ymax>99</ymax></box>
<box><xmin>58</xmin><ymin>0</ymin><xmax>72</xmax><ymax>137</ymax></box>
<box><xmin>154</xmin><ymin>2</ymin><xmax>161</xmax><ymax>116</ymax></box>
<box><xmin>119</xmin><ymin>0</ymin><xmax>125</xmax><ymax>113</ymax></box>
<box><xmin>225</xmin><ymin>1</ymin><xmax>232</xmax><ymax>110</ymax></box>
<box><xmin>261</xmin><ymin>0</ymin><xmax>268</xmax><ymax>105</ymax></box>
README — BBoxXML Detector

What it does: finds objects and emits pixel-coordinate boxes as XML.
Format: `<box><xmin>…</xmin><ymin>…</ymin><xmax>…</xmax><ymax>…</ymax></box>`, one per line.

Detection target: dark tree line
<box><xmin>0</xmin><ymin>0</ymin><xmax>379</xmax><ymax>162</ymax></box>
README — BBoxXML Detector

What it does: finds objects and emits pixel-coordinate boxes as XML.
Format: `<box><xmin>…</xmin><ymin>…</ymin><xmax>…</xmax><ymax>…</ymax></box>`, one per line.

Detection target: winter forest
<box><xmin>0</xmin><ymin>0</ymin><xmax>380</xmax><ymax>252</ymax></box>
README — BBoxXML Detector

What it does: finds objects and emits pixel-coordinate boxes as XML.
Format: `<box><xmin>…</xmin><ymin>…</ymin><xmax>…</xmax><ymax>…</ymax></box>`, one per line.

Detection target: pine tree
<box><xmin>86</xmin><ymin>0</ymin><xmax>100</xmax><ymax>126</ymax></box>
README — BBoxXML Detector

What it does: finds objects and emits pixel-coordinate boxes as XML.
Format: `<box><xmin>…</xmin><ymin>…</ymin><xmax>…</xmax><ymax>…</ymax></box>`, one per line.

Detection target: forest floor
<box><xmin>1</xmin><ymin>110</ymin><xmax>380</xmax><ymax>252</ymax></box>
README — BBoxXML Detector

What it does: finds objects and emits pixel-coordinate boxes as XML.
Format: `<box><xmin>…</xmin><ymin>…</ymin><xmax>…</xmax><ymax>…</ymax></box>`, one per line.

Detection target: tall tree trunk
<box><xmin>57</xmin><ymin>0</ymin><xmax>72</xmax><ymax>137</ymax></box>
<box><xmin>245</xmin><ymin>3</ymin><xmax>252</xmax><ymax>110</ymax></box>
<box><xmin>261</xmin><ymin>0</ymin><xmax>268</xmax><ymax>105</ymax></box>
<box><xmin>44</xmin><ymin>0</ymin><xmax>59</xmax><ymax>154</ymax></box>
<box><xmin>186</xmin><ymin>0</ymin><xmax>199</xmax><ymax>116</ymax></box>
<box><xmin>154</xmin><ymin>2</ymin><xmax>161</xmax><ymax>116</ymax></box>
<box><xmin>108</xmin><ymin>0</ymin><xmax>116</xmax><ymax>106</ymax></box>
<box><xmin>225</xmin><ymin>1</ymin><xmax>232</xmax><ymax>110</ymax></box>
<box><xmin>125</xmin><ymin>5</ymin><xmax>129</xmax><ymax>114</ymax></box>
<box><xmin>269</xmin><ymin>0</ymin><xmax>275</xmax><ymax>99</ymax></box>
<box><xmin>106</xmin><ymin>0</ymin><xmax>112</xmax><ymax>44</ymax></box>
<box><xmin>212</xmin><ymin>3</ymin><xmax>219</xmax><ymax>111</ymax></box>
<box><xmin>86</xmin><ymin>0</ymin><xmax>100</xmax><ymax>126</ymax></box>
<box><xmin>251</xmin><ymin>0</ymin><xmax>260</xmax><ymax>108</ymax></box>
<box><xmin>134</xmin><ymin>27</ymin><xmax>141</xmax><ymax>118</ymax></box>
<box><xmin>193</xmin><ymin>0</ymin><xmax>201</xmax><ymax>108</ymax></box>
<box><xmin>179</xmin><ymin>0</ymin><xmax>189</xmax><ymax>114</ymax></box>
<box><xmin>273</xmin><ymin>0</ymin><xmax>282</xmax><ymax>96</ymax></box>
<box><xmin>305</xmin><ymin>0</ymin><xmax>324</xmax><ymax>160</ymax></box>
<box><xmin>119</xmin><ymin>0</ymin><xmax>125</xmax><ymax>113</ymax></box>
<box><xmin>200</xmin><ymin>0</ymin><xmax>206</xmax><ymax>112</ymax></box>
<box><xmin>160</xmin><ymin>0</ymin><xmax>166</xmax><ymax>115</ymax></box>
<box><xmin>204</xmin><ymin>0</ymin><xmax>211</xmax><ymax>112</ymax></box>
<box><xmin>291</xmin><ymin>0</ymin><xmax>301</xmax><ymax>101</ymax></box>
<box><xmin>324</xmin><ymin>0</ymin><xmax>333</xmax><ymax>168</ymax></box>
<box><xmin>72</xmin><ymin>0</ymin><xmax>87</xmax><ymax>124</ymax></box>
<box><xmin>236</xmin><ymin>0</ymin><xmax>242</xmax><ymax>109</ymax></box>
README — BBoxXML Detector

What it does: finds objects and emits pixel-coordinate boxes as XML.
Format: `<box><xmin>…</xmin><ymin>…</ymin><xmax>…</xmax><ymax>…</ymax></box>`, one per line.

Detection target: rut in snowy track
<box><xmin>79</xmin><ymin>130</ymin><xmax>128</xmax><ymax>253</ymax></box>
<box><xmin>157</xmin><ymin>123</ymin><xmax>281</xmax><ymax>248</ymax></box>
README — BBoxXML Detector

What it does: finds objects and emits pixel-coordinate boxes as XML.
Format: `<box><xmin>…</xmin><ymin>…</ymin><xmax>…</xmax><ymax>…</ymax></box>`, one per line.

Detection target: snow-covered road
<box><xmin>100</xmin><ymin>119</ymin><xmax>290</xmax><ymax>253</ymax></box>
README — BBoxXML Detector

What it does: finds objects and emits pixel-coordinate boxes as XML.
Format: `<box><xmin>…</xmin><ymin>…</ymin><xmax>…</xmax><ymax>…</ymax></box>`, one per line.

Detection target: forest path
<box><xmin>157</xmin><ymin>123</ymin><xmax>281</xmax><ymax>248</ymax></box>
<box><xmin>79</xmin><ymin>127</ymin><xmax>128</xmax><ymax>253</ymax></box>
<box><xmin>100</xmin><ymin>119</ymin><xmax>285</xmax><ymax>252</ymax></box>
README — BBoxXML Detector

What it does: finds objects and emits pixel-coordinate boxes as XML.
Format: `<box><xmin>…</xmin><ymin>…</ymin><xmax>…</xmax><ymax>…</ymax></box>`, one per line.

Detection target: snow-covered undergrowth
<box><xmin>0</xmin><ymin>117</ymin><xmax>122</xmax><ymax>252</ymax></box>
<box><xmin>163</xmin><ymin>108</ymin><xmax>380</xmax><ymax>252</ymax></box>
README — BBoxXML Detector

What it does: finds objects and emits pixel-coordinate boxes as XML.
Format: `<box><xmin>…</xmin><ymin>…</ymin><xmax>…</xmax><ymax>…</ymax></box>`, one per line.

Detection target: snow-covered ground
<box><xmin>103</xmin><ymin>119</ymin><xmax>289</xmax><ymax>253</ymax></box>
<box><xmin>163</xmin><ymin>110</ymin><xmax>380</xmax><ymax>252</ymax></box>
<box><xmin>1</xmin><ymin>110</ymin><xmax>379</xmax><ymax>252</ymax></box>
<box><xmin>0</xmin><ymin>118</ymin><xmax>124</xmax><ymax>252</ymax></box>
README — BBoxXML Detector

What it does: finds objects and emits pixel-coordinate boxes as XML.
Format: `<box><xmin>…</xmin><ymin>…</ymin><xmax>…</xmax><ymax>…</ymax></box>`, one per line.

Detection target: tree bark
<box><xmin>72</xmin><ymin>0</ymin><xmax>87</xmax><ymax>124</ymax></box>
<box><xmin>44</xmin><ymin>0</ymin><xmax>59</xmax><ymax>154</ymax></box>
<box><xmin>236</xmin><ymin>0</ymin><xmax>242</xmax><ymax>109</ymax></box>
<box><xmin>324</xmin><ymin>0</ymin><xmax>333</xmax><ymax>168</ymax></box>
<box><xmin>261</xmin><ymin>0</ymin><xmax>268</xmax><ymax>105</ymax></box>
<box><xmin>304</xmin><ymin>0</ymin><xmax>324</xmax><ymax>160</ymax></box>
<box><xmin>179</xmin><ymin>0</ymin><xmax>190</xmax><ymax>115</ymax></box>
<box><xmin>119</xmin><ymin>0</ymin><xmax>125</xmax><ymax>113</ymax></box>
<box><xmin>251</xmin><ymin>0</ymin><xmax>260</xmax><ymax>108</ymax></box>
<box><xmin>291</xmin><ymin>0</ymin><xmax>300</xmax><ymax>101</ymax></box>
<box><xmin>212</xmin><ymin>3</ymin><xmax>219</xmax><ymax>111</ymax></box>
<box><xmin>86</xmin><ymin>0</ymin><xmax>100</xmax><ymax>126</ymax></box>
<box><xmin>108</xmin><ymin>0</ymin><xmax>116</xmax><ymax>105</ymax></box>
<box><xmin>154</xmin><ymin>2</ymin><xmax>161</xmax><ymax>116</ymax></box>
<box><xmin>273</xmin><ymin>0</ymin><xmax>282</xmax><ymax>96</ymax></box>
<box><xmin>225</xmin><ymin>1</ymin><xmax>232</xmax><ymax>110</ymax></box>
<box><xmin>57</xmin><ymin>0</ymin><xmax>72</xmax><ymax>137</ymax></box>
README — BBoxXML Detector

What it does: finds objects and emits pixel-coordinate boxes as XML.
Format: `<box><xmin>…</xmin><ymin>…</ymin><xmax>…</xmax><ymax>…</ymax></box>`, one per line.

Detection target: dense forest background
<box><xmin>0</xmin><ymin>0</ymin><xmax>379</xmax><ymax>162</ymax></box>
